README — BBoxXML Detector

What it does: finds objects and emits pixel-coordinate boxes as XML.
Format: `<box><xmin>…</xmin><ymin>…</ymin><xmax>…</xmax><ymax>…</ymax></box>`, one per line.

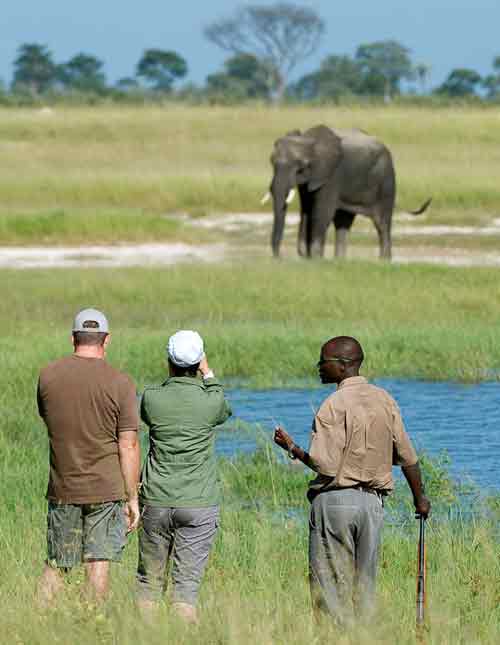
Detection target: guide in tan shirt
<box><xmin>307</xmin><ymin>375</ymin><xmax>418</xmax><ymax>495</ymax></box>
<box><xmin>36</xmin><ymin>308</ymin><xmax>140</xmax><ymax>606</ymax></box>
<box><xmin>274</xmin><ymin>336</ymin><xmax>430</xmax><ymax>628</ymax></box>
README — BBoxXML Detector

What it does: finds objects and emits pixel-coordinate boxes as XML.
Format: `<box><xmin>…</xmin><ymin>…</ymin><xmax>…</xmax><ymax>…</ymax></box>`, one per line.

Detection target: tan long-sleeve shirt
<box><xmin>308</xmin><ymin>376</ymin><xmax>418</xmax><ymax>495</ymax></box>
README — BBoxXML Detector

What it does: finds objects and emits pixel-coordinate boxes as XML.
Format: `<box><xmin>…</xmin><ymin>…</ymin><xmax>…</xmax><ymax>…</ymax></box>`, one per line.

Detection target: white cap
<box><xmin>167</xmin><ymin>330</ymin><xmax>204</xmax><ymax>367</ymax></box>
<box><xmin>72</xmin><ymin>308</ymin><xmax>109</xmax><ymax>333</ymax></box>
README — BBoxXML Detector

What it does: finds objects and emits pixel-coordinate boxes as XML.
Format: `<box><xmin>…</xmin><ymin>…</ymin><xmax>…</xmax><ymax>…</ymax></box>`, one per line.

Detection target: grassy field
<box><xmin>1</xmin><ymin>427</ymin><xmax>499</xmax><ymax>645</ymax></box>
<box><xmin>3</xmin><ymin>261</ymin><xmax>500</xmax><ymax>392</ymax></box>
<box><xmin>1</xmin><ymin>104</ymin><xmax>500</xmax><ymax>245</ymax></box>
<box><xmin>2</xmin><ymin>262</ymin><xmax>500</xmax><ymax>643</ymax></box>
<box><xmin>2</xmin><ymin>105</ymin><xmax>500</xmax><ymax>642</ymax></box>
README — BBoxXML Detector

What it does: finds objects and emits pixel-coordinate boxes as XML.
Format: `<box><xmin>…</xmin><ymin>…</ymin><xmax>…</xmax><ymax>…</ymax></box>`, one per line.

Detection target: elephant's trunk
<box><xmin>271</xmin><ymin>207</ymin><xmax>286</xmax><ymax>257</ymax></box>
<box><xmin>270</xmin><ymin>171</ymin><xmax>295</xmax><ymax>257</ymax></box>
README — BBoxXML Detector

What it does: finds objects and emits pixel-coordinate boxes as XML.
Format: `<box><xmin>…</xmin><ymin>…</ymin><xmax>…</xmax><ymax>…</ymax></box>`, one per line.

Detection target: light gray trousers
<box><xmin>309</xmin><ymin>488</ymin><xmax>384</xmax><ymax>626</ymax></box>
<box><xmin>137</xmin><ymin>505</ymin><xmax>219</xmax><ymax>606</ymax></box>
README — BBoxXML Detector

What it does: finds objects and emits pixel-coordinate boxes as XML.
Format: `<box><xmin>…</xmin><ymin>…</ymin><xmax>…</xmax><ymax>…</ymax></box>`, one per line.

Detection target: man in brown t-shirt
<box><xmin>274</xmin><ymin>336</ymin><xmax>430</xmax><ymax>627</ymax></box>
<box><xmin>37</xmin><ymin>308</ymin><xmax>140</xmax><ymax>604</ymax></box>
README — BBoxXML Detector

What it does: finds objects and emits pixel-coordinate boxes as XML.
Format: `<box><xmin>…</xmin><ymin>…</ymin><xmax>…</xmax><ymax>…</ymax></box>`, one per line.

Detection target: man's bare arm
<box><xmin>273</xmin><ymin>426</ymin><xmax>317</xmax><ymax>471</ymax></box>
<box><xmin>118</xmin><ymin>431</ymin><xmax>141</xmax><ymax>532</ymax></box>
<box><xmin>402</xmin><ymin>462</ymin><xmax>431</xmax><ymax>518</ymax></box>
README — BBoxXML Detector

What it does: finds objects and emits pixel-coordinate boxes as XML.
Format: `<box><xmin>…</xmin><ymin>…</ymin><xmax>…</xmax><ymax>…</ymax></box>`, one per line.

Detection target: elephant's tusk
<box><xmin>260</xmin><ymin>191</ymin><xmax>271</xmax><ymax>205</ymax></box>
<box><xmin>286</xmin><ymin>188</ymin><xmax>296</xmax><ymax>205</ymax></box>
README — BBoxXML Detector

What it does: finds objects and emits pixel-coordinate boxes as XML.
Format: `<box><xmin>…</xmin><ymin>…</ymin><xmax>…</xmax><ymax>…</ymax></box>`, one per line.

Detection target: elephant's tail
<box><xmin>409</xmin><ymin>197</ymin><xmax>432</xmax><ymax>216</ymax></box>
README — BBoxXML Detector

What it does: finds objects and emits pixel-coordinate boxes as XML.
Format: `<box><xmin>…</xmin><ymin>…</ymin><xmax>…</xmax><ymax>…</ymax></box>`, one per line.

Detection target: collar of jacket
<box><xmin>161</xmin><ymin>376</ymin><xmax>205</xmax><ymax>388</ymax></box>
<box><xmin>337</xmin><ymin>376</ymin><xmax>368</xmax><ymax>390</ymax></box>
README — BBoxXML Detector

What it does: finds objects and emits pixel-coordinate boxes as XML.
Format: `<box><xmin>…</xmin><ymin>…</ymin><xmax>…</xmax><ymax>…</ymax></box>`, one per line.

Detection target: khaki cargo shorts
<box><xmin>46</xmin><ymin>501</ymin><xmax>127</xmax><ymax>568</ymax></box>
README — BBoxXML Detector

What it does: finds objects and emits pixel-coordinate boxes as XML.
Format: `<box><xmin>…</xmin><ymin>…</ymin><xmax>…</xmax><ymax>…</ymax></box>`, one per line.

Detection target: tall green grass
<box><xmin>3</xmin><ymin>261</ymin><xmax>500</xmax><ymax>392</ymax></box>
<box><xmin>1</xmin><ymin>105</ymin><xmax>500</xmax><ymax>243</ymax></box>
<box><xmin>0</xmin><ymin>207</ymin><xmax>221</xmax><ymax>245</ymax></box>
<box><xmin>1</xmin><ymin>427</ymin><xmax>498</xmax><ymax>644</ymax></box>
<box><xmin>1</xmin><ymin>261</ymin><xmax>499</xmax><ymax>642</ymax></box>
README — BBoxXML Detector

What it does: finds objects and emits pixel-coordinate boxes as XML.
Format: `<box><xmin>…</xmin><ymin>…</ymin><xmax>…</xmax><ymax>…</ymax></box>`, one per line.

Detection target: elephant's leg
<box><xmin>298</xmin><ymin>213</ymin><xmax>308</xmax><ymax>257</ymax></box>
<box><xmin>310</xmin><ymin>217</ymin><xmax>332</xmax><ymax>258</ymax></box>
<box><xmin>333</xmin><ymin>209</ymin><xmax>355</xmax><ymax>258</ymax></box>
<box><xmin>372</xmin><ymin>206</ymin><xmax>393</xmax><ymax>261</ymax></box>
<box><xmin>309</xmin><ymin>191</ymin><xmax>336</xmax><ymax>258</ymax></box>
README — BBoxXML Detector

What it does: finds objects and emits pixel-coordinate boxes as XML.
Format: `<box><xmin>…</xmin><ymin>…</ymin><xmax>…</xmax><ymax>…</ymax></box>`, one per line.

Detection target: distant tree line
<box><xmin>1</xmin><ymin>3</ymin><xmax>499</xmax><ymax>105</ymax></box>
<box><xmin>5</xmin><ymin>43</ymin><xmax>189</xmax><ymax>98</ymax></box>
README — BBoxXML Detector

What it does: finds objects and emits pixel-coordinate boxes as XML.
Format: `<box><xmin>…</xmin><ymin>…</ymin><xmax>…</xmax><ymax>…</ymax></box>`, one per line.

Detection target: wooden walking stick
<box><xmin>416</xmin><ymin>515</ymin><xmax>427</xmax><ymax>642</ymax></box>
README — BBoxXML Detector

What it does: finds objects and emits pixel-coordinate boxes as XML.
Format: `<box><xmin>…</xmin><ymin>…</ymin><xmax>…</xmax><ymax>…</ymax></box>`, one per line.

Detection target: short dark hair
<box><xmin>73</xmin><ymin>331</ymin><xmax>108</xmax><ymax>347</ymax></box>
<box><xmin>168</xmin><ymin>359</ymin><xmax>200</xmax><ymax>378</ymax></box>
<box><xmin>324</xmin><ymin>336</ymin><xmax>364</xmax><ymax>367</ymax></box>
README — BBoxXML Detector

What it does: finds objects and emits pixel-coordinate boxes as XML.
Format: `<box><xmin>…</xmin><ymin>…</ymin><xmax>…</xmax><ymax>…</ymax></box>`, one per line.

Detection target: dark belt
<box><xmin>339</xmin><ymin>484</ymin><xmax>386</xmax><ymax>497</ymax></box>
<box><xmin>307</xmin><ymin>483</ymin><xmax>387</xmax><ymax>504</ymax></box>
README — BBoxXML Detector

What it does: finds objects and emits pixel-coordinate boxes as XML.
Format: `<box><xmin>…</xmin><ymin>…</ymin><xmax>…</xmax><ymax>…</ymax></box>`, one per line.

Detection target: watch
<box><xmin>287</xmin><ymin>443</ymin><xmax>297</xmax><ymax>460</ymax></box>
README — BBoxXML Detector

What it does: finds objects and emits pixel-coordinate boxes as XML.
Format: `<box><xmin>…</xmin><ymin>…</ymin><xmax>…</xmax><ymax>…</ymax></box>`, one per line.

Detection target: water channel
<box><xmin>217</xmin><ymin>379</ymin><xmax>500</xmax><ymax>492</ymax></box>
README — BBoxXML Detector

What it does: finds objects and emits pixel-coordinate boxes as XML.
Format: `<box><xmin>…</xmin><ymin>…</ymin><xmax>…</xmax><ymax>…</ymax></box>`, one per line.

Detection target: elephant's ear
<box><xmin>307</xmin><ymin>127</ymin><xmax>342</xmax><ymax>192</ymax></box>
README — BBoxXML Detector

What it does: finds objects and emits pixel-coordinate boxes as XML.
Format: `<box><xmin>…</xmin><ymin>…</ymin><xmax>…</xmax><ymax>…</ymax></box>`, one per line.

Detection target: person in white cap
<box><xmin>137</xmin><ymin>330</ymin><xmax>232</xmax><ymax>623</ymax></box>
<box><xmin>36</xmin><ymin>308</ymin><xmax>140</xmax><ymax>605</ymax></box>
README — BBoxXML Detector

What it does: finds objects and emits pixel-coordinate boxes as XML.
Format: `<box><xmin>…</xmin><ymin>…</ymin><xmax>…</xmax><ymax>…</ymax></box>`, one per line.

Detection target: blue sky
<box><xmin>1</xmin><ymin>1</ymin><xmax>499</xmax><ymax>89</ymax></box>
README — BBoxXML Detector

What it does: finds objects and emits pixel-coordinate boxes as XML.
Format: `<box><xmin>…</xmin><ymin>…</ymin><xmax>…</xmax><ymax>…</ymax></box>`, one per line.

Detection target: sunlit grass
<box><xmin>1</xmin><ymin>105</ymin><xmax>500</xmax><ymax>244</ymax></box>
<box><xmin>1</xmin><ymin>103</ymin><xmax>499</xmax><ymax>641</ymax></box>
<box><xmin>3</xmin><ymin>261</ymin><xmax>500</xmax><ymax>396</ymax></box>
<box><xmin>1</xmin><ymin>429</ymin><xmax>498</xmax><ymax>644</ymax></box>
<box><xmin>1</xmin><ymin>256</ymin><xmax>499</xmax><ymax>642</ymax></box>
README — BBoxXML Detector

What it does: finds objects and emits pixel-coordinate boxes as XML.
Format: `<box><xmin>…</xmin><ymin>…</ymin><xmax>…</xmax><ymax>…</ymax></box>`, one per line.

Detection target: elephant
<box><xmin>261</xmin><ymin>125</ymin><xmax>431</xmax><ymax>260</ymax></box>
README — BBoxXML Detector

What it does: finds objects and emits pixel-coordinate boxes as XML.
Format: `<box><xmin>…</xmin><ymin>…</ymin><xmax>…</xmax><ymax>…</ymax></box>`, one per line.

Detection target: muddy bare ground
<box><xmin>0</xmin><ymin>243</ymin><xmax>227</xmax><ymax>269</ymax></box>
<box><xmin>2</xmin><ymin>212</ymin><xmax>500</xmax><ymax>269</ymax></box>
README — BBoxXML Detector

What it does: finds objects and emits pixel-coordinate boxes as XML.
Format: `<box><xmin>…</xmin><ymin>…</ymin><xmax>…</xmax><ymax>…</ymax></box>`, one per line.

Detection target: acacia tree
<box><xmin>204</xmin><ymin>2</ymin><xmax>325</xmax><ymax>101</ymax></box>
<box><xmin>355</xmin><ymin>40</ymin><xmax>415</xmax><ymax>100</ymax></box>
<box><xmin>482</xmin><ymin>55</ymin><xmax>500</xmax><ymax>99</ymax></box>
<box><xmin>206</xmin><ymin>53</ymin><xmax>271</xmax><ymax>100</ymax></box>
<box><xmin>58</xmin><ymin>53</ymin><xmax>106</xmax><ymax>93</ymax></box>
<box><xmin>415</xmin><ymin>63</ymin><xmax>431</xmax><ymax>95</ymax></box>
<box><xmin>292</xmin><ymin>55</ymin><xmax>364</xmax><ymax>100</ymax></box>
<box><xmin>437</xmin><ymin>68</ymin><xmax>482</xmax><ymax>97</ymax></box>
<box><xmin>136</xmin><ymin>49</ymin><xmax>188</xmax><ymax>91</ymax></box>
<box><xmin>12</xmin><ymin>43</ymin><xmax>58</xmax><ymax>94</ymax></box>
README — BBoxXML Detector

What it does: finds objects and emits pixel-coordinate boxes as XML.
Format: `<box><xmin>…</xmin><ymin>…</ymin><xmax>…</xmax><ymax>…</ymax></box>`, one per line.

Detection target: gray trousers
<box><xmin>137</xmin><ymin>505</ymin><xmax>219</xmax><ymax>606</ymax></box>
<box><xmin>309</xmin><ymin>488</ymin><xmax>384</xmax><ymax>626</ymax></box>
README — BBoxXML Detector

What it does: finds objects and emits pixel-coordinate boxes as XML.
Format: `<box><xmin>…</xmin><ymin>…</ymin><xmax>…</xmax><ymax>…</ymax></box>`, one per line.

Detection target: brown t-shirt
<box><xmin>308</xmin><ymin>376</ymin><xmax>418</xmax><ymax>495</ymax></box>
<box><xmin>37</xmin><ymin>354</ymin><xmax>139</xmax><ymax>504</ymax></box>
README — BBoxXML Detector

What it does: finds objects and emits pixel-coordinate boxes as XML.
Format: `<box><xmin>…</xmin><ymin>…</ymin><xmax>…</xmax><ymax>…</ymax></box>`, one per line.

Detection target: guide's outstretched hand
<box><xmin>274</xmin><ymin>425</ymin><xmax>294</xmax><ymax>452</ymax></box>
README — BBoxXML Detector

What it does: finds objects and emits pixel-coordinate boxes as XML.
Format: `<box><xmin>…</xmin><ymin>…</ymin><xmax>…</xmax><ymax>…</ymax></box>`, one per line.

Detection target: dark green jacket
<box><xmin>139</xmin><ymin>376</ymin><xmax>232</xmax><ymax>507</ymax></box>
